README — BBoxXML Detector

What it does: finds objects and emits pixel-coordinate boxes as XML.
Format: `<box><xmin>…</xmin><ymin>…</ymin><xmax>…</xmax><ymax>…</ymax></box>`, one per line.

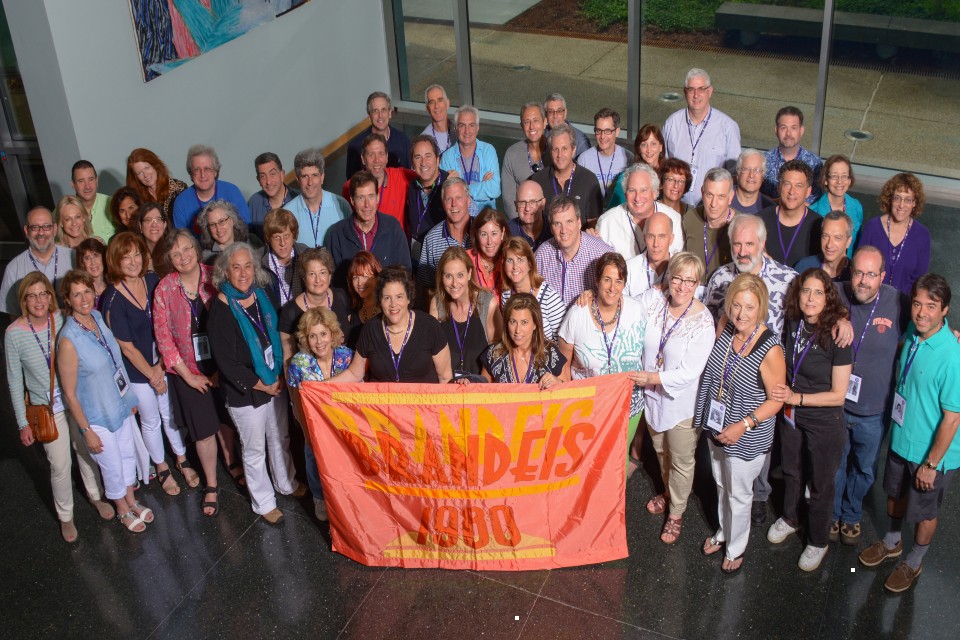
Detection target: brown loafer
<box><xmin>290</xmin><ymin>483</ymin><xmax>308</xmax><ymax>499</ymax></box>
<box><xmin>262</xmin><ymin>508</ymin><xmax>284</xmax><ymax>524</ymax></box>
<box><xmin>884</xmin><ymin>562</ymin><xmax>922</xmax><ymax>593</ymax></box>
<box><xmin>858</xmin><ymin>540</ymin><xmax>903</xmax><ymax>567</ymax></box>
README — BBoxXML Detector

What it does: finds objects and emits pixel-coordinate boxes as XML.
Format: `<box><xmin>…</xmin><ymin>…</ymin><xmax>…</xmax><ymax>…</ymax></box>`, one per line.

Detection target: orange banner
<box><xmin>298</xmin><ymin>374</ymin><xmax>633</xmax><ymax>570</ymax></box>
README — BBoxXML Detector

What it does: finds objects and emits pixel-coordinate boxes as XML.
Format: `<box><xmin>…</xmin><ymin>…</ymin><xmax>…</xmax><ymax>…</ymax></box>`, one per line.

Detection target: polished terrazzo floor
<box><xmin>2</xmin><ymin>418</ymin><xmax>958</xmax><ymax>640</ymax></box>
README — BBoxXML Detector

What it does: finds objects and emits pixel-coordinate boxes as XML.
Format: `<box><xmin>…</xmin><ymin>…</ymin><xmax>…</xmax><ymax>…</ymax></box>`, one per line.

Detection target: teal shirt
<box><xmin>891</xmin><ymin>320</ymin><xmax>960</xmax><ymax>470</ymax></box>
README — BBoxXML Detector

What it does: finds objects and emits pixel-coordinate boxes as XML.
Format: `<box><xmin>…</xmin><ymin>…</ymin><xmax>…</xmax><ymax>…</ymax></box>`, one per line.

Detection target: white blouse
<box><xmin>637</xmin><ymin>288</ymin><xmax>715</xmax><ymax>432</ymax></box>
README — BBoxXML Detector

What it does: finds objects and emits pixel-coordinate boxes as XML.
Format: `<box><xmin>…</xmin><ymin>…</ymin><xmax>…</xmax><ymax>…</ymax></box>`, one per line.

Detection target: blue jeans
<box><xmin>304</xmin><ymin>441</ymin><xmax>324</xmax><ymax>500</ymax></box>
<box><xmin>833</xmin><ymin>411</ymin><xmax>885</xmax><ymax>524</ymax></box>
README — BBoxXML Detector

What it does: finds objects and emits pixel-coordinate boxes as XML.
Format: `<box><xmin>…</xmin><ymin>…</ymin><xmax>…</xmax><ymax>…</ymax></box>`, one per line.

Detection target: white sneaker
<box><xmin>799</xmin><ymin>545</ymin><xmax>828</xmax><ymax>571</ymax></box>
<box><xmin>314</xmin><ymin>498</ymin><xmax>328</xmax><ymax>522</ymax></box>
<box><xmin>767</xmin><ymin>517</ymin><xmax>798</xmax><ymax>544</ymax></box>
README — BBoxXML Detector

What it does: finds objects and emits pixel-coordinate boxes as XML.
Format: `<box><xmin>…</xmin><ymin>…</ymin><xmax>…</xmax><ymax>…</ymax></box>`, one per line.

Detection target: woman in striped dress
<box><xmin>694</xmin><ymin>273</ymin><xmax>786</xmax><ymax>574</ymax></box>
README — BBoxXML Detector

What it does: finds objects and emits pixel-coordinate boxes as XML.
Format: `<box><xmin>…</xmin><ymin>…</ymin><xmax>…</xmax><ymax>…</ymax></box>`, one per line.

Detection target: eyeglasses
<box><xmin>27</xmin><ymin>224</ymin><xmax>55</xmax><ymax>233</ymax></box>
<box><xmin>594</xmin><ymin>128</ymin><xmax>617</xmax><ymax>136</ymax></box>
<box><xmin>312</xmin><ymin>270</ymin><xmax>331</xmax><ymax>278</ymax></box>
<box><xmin>25</xmin><ymin>292</ymin><xmax>51</xmax><ymax>302</ymax></box>
<box><xmin>142</xmin><ymin>216</ymin><xmax>164</xmax><ymax>226</ymax></box>
<box><xmin>892</xmin><ymin>195</ymin><xmax>916</xmax><ymax>205</ymax></box>
<box><xmin>827</xmin><ymin>174</ymin><xmax>850</xmax><ymax>182</ymax></box>
<box><xmin>851</xmin><ymin>269</ymin><xmax>881</xmax><ymax>280</ymax></box>
<box><xmin>739</xmin><ymin>167</ymin><xmax>764</xmax><ymax>175</ymax></box>
<box><xmin>191</xmin><ymin>166</ymin><xmax>216</xmax><ymax>176</ymax></box>
<box><xmin>683</xmin><ymin>86</ymin><xmax>711</xmax><ymax>95</ymax></box>
<box><xmin>800</xmin><ymin>288</ymin><xmax>825</xmax><ymax>297</ymax></box>
<box><xmin>663</xmin><ymin>177</ymin><xmax>686</xmax><ymax>186</ymax></box>
<box><xmin>670</xmin><ymin>276</ymin><xmax>698</xmax><ymax>288</ymax></box>
<box><xmin>515</xmin><ymin>198</ymin><xmax>544</xmax><ymax>209</ymax></box>
<box><xmin>207</xmin><ymin>217</ymin><xmax>233</xmax><ymax>229</ymax></box>
<box><xmin>545</xmin><ymin>108</ymin><xmax>566</xmax><ymax>117</ymax></box>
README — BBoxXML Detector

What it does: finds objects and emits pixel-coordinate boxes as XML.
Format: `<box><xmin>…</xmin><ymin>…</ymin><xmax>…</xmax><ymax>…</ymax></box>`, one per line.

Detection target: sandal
<box><xmin>702</xmin><ymin>535</ymin><xmax>724</xmax><ymax>556</ymax></box>
<box><xmin>90</xmin><ymin>499</ymin><xmax>115</xmax><ymax>520</ymax></box>
<box><xmin>227</xmin><ymin>462</ymin><xmax>247</xmax><ymax>488</ymax></box>
<box><xmin>132</xmin><ymin>501</ymin><xmax>154</xmax><ymax>524</ymax></box>
<box><xmin>176</xmin><ymin>459</ymin><xmax>201</xmax><ymax>488</ymax></box>
<box><xmin>202</xmin><ymin>487</ymin><xmax>220</xmax><ymax>517</ymax></box>
<box><xmin>118</xmin><ymin>511</ymin><xmax>146</xmax><ymax>533</ymax></box>
<box><xmin>660</xmin><ymin>516</ymin><xmax>683</xmax><ymax>545</ymax></box>
<box><xmin>627</xmin><ymin>454</ymin><xmax>641</xmax><ymax>479</ymax></box>
<box><xmin>646</xmin><ymin>493</ymin><xmax>667</xmax><ymax>515</ymax></box>
<box><xmin>156</xmin><ymin>466</ymin><xmax>181</xmax><ymax>496</ymax></box>
<box><xmin>722</xmin><ymin>555</ymin><xmax>744</xmax><ymax>574</ymax></box>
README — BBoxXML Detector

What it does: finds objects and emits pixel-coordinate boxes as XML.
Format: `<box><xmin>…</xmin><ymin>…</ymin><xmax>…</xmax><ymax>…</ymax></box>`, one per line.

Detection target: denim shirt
<box><xmin>58</xmin><ymin>311</ymin><xmax>137</xmax><ymax>432</ymax></box>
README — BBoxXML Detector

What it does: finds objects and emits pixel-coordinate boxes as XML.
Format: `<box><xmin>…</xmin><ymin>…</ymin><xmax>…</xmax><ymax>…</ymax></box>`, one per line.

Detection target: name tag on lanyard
<box><xmin>193</xmin><ymin>333</ymin><xmax>211</xmax><ymax>362</ymax></box>
<box><xmin>114</xmin><ymin>369</ymin><xmax>129</xmax><ymax>396</ymax></box>
<box><xmin>845</xmin><ymin>374</ymin><xmax>862</xmax><ymax>402</ymax></box>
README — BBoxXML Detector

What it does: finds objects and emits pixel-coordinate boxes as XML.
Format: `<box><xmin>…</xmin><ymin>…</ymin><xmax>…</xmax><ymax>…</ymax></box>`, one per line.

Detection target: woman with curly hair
<box><xmin>126</xmin><ymin>148</ymin><xmax>188</xmax><ymax>219</ymax></box>
<box><xmin>857</xmin><ymin>173</ymin><xmax>930</xmax><ymax>295</ymax></box>
<box><xmin>767</xmin><ymin>268</ymin><xmax>852</xmax><ymax>572</ymax></box>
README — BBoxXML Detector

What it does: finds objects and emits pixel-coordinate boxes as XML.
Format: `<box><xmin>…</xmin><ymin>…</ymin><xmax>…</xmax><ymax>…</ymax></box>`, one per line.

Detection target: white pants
<box><xmin>709</xmin><ymin>440</ymin><xmax>766</xmax><ymax>560</ymax></box>
<box><xmin>40</xmin><ymin>411</ymin><xmax>107</xmax><ymax>521</ymax></box>
<box><xmin>227</xmin><ymin>395</ymin><xmax>296</xmax><ymax>515</ymax></box>
<box><xmin>89</xmin><ymin>416</ymin><xmax>139</xmax><ymax>500</ymax></box>
<box><xmin>130</xmin><ymin>380</ymin><xmax>186</xmax><ymax>464</ymax></box>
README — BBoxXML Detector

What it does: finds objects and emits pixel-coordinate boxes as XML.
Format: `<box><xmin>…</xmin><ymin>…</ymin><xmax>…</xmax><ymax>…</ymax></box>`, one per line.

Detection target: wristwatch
<box><xmin>922</xmin><ymin>459</ymin><xmax>937</xmax><ymax>470</ymax></box>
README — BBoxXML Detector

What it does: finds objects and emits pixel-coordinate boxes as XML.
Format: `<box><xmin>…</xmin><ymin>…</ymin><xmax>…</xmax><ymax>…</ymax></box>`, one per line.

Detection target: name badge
<box><xmin>114</xmin><ymin>369</ymin><xmax>129</xmax><ymax>397</ymax></box>
<box><xmin>707</xmin><ymin>399</ymin><xmax>726</xmax><ymax>432</ymax></box>
<box><xmin>193</xmin><ymin>334</ymin><xmax>211</xmax><ymax>362</ymax></box>
<box><xmin>153</xmin><ymin>343</ymin><xmax>159</xmax><ymax>365</ymax></box>
<box><xmin>892</xmin><ymin>392</ymin><xmax>907</xmax><ymax>426</ymax></box>
<box><xmin>690</xmin><ymin>166</ymin><xmax>699</xmax><ymax>179</ymax></box>
<box><xmin>264</xmin><ymin>345</ymin><xmax>275</xmax><ymax>369</ymax></box>
<box><xmin>49</xmin><ymin>388</ymin><xmax>64</xmax><ymax>414</ymax></box>
<box><xmin>783</xmin><ymin>404</ymin><xmax>796</xmax><ymax>428</ymax></box>
<box><xmin>845</xmin><ymin>374</ymin><xmax>862</xmax><ymax>402</ymax></box>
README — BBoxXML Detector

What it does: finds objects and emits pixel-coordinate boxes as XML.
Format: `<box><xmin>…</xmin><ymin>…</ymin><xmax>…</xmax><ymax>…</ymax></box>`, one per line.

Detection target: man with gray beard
<box><xmin>1</xmin><ymin>207</ymin><xmax>75</xmax><ymax>315</ymax></box>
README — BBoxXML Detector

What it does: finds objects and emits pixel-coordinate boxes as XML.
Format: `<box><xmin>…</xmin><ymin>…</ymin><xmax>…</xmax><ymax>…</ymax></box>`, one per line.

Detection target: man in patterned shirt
<box><xmin>535</xmin><ymin>196</ymin><xmax>614</xmax><ymax>307</ymax></box>
<box><xmin>761</xmin><ymin>106</ymin><xmax>823</xmax><ymax>202</ymax></box>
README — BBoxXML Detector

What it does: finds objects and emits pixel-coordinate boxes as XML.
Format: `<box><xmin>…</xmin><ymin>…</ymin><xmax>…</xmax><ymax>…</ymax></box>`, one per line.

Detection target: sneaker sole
<box><xmin>859</xmin><ymin>547</ymin><xmax>902</xmax><ymax>567</ymax></box>
<box><xmin>799</xmin><ymin>553</ymin><xmax>827</xmax><ymax>572</ymax></box>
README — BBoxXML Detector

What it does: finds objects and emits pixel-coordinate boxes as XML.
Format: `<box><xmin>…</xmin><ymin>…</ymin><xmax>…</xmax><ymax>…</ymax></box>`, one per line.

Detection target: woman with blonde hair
<box><xmin>55</xmin><ymin>195</ymin><xmax>94</xmax><ymax>249</ymax></box>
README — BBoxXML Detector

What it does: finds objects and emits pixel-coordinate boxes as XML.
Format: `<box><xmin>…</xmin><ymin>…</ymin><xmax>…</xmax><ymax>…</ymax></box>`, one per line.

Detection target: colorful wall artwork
<box><xmin>128</xmin><ymin>0</ymin><xmax>310</xmax><ymax>82</ymax></box>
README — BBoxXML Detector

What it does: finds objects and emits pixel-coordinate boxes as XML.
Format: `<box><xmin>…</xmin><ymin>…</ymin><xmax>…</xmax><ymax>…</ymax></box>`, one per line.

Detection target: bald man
<box><xmin>625</xmin><ymin>211</ymin><xmax>675</xmax><ymax>299</ymax></box>
<box><xmin>509</xmin><ymin>180</ymin><xmax>552</xmax><ymax>251</ymax></box>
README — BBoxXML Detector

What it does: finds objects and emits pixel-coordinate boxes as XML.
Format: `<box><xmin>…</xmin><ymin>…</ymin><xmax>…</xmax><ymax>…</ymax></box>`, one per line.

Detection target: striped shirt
<box><xmin>417</xmin><ymin>219</ymin><xmax>473</xmax><ymax>288</ymax></box>
<box><xmin>5</xmin><ymin>314</ymin><xmax>64</xmax><ymax>429</ymax></box>
<box><xmin>500</xmin><ymin>282</ymin><xmax>566</xmax><ymax>341</ymax></box>
<box><xmin>535</xmin><ymin>233</ymin><xmax>614</xmax><ymax>307</ymax></box>
<box><xmin>694</xmin><ymin>323</ymin><xmax>782</xmax><ymax>460</ymax></box>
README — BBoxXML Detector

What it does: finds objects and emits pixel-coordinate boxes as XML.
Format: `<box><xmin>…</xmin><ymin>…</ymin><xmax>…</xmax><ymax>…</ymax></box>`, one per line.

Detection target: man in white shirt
<box><xmin>595</xmin><ymin>163</ymin><xmax>683</xmax><ymax>259</ymax></box>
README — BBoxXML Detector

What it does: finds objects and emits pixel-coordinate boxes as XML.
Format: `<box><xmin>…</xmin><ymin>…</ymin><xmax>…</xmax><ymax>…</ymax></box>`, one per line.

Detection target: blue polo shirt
<box><xmin>891</xmin><ymin>319</ymin><xmax>960</xmax><ymax>470</ymax></box>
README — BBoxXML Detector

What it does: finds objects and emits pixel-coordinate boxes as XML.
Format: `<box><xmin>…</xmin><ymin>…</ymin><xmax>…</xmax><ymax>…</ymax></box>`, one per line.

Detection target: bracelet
<box><xmin>749</xmin><ymin>412</ymin><xmax>761</xmax><ymax>428</ymax></box>
<box><xmin>79</xmin><ymin>427</ymin><xmax>89</xmax><ymax>435</ymax></box>
<box><xmin>743</xmin><ymin>418</ymin><xmax>750</xmax><ymax>430</ymax></box>
<box><xmin>799</xmin><ymin>393</ymin><xmax>804</xmax><ymax>406</ymax></box>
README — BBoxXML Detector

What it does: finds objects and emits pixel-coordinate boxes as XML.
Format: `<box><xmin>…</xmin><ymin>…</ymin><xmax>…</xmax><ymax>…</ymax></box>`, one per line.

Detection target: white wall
<box><xmin>3</xmin><ymin>0</ymin><xmax>390</xmax><ymax>198</ymax></box>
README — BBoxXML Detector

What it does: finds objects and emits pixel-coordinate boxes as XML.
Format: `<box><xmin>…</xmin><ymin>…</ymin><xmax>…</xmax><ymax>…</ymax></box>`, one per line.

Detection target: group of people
<box><xmin>3</xmin><ymin>68</ymin><xmax>957</xmax><ymax>595</ymax></box>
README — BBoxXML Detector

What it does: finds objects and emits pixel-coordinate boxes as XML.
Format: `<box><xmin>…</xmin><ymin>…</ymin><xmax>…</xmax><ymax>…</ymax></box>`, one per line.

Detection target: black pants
<box><xmin>780</xmin><ymin>410</ymin><xmax>846</xmax><ymax>546</ymax></box>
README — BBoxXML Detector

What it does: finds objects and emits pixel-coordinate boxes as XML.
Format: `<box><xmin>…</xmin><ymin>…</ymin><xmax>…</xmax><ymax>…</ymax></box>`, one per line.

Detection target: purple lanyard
<box><xmin>416</xmin><ymin>175</ymin><xmax>442</xmax><ymax>235</ymax></box>
<box><xmin>557</xmin><ymin>250</ymin><xmax>570</xmax><ymax>302</ymax></box>
<box><xmin>120</xmin><ymin>278</ymin><xmax>152</xmax><ymax>322</ymax></box>
<box><xmin>596</xmin><ymin>148</ymin><xmax>616</xmax><ymax>193</ymax></box>
<box><xmin>553</xmin><ymin>166</ymin><xmax>575</xmax><ymax>197</ymax></box>
<box><xmin>302</xmin><ymin>290</ymin><xmax>332</xmax><ymax>310</ymax></box>
<box><xmin>450</xmin><ymin>302</ymin><xmax>474</xmax><ymax>370</ymax></box>
<box><xmin>238</xmin><ymin>299</ymin><xmax>266</xmax><ymax>335</ymax></box>
<box><xmin>593</xmin><ymin>298</ymin><xmax>621</xmax><ymax>368</ymax></box>
<box><xmin>511</xmin><ymin>352</ymin><xmax>534</xmax><ymax>383</ymax></box>
<box><xmin>703</xmin><ymin>209</ymin><xmax>733</xmax><ymax>268</ymax></box>
<box><xmin>459</xmin><ymin>151</ymin><xmax>477</xmax><ymax>186</ymax></box>
<box><xmin>790</xmin><ymin>319</ymin><xmax>817</xmax><ymax>383</ymax></box>
<box><xmin>721</xmin><ymin>322</ymin><xmax>761</xmax><ymax>394</ymax></box>
<box><xmin>626</xmin><ymin>211</ymin><xmax>643</xmax><ymax>254</ymax></box>
<box><xmin>28</xmin><ymin>247</ymin><xmax>58</xmax><ymax>283</ymax></box>
<box><xmin>269</xmin><ymin>253</ymin><xmax>291</xmax><ymax>304</ymax></box>
<box><xmin>430</xmin><ymin>124</ymin><xmax>450</xmax><ymax>155</ymax></box>
<box><xmin>685</xmin><ymin>108</ymin><xmax>712</xmax><ymax>162</ymax></box>
<box><xmin>885</xmin><ymin>216</ymin><xmax>913</xmax><ymax>287</ymax></box>
<box><xmin>850</xmin><ymin>290</ymin><xmax>881</xmax><ymax>368</ymax></box>
<box><xmin>527</xmin><ymin>146</ymin><xmax>543</xmax><ymax>174</ymax></box>
<box><xmin>72</xmin><ymin>315</ymin><xmax>121</xmax><ymax>372</ymax></box>
<box><xmin>27</xmin><ymin>316</ymin><xmax>52</xmax><ymax>369</ymax></box>
<box><xmin>382</xmin><ymin>311</ymin><xmax>414</xmax><ymax>382</ymax></box>
<box><xmin>656</xmin><ymin>297</ymin><xmax>693</xmax><ymax>367</ymax></box>
<box><xmin>307</xmin><ymin>202</ymin><xmax>323</xmax><ymax>246</ymax></box>
<box><xmin>178</xmin><ymin>271</ymin><xmax>205</xmax><ymax>331</ymax></box>
<box><xmin>777</xmin><ymin>206</ymin><xmax>808</xmax><ymax>263</ymax></box>
<box><xmin>898</xmin><ymin>338</ymin><xmax>921</xmax><ymax>391</ymax></box>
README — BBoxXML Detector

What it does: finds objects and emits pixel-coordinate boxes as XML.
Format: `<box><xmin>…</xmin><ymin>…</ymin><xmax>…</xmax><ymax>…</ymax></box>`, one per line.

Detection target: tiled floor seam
<box><xmin>336</xmin><ymin>569</ymin><xmax>387</xmax><ymax>639</ymax></box>
<box><xmin>514</xmin><ymin>570</ymin><xmax>550</xmax><ymax>640</ymax></box>
<box><xmin>143</xmin><ymin>516</ymin><xmax>263</xmax><ymax>640</ymax></box>
<box><xmin>525</xmin><ymin>593</ymin><xmax>680</xmax><ymax>639</ymax></box>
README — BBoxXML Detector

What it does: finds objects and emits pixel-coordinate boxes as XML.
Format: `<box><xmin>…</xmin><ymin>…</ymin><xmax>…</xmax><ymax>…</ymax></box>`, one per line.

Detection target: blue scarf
<box><xmin>221</xmin><ymin>282</ymin><xmax>282</xmax><ymax>385</ymax></box>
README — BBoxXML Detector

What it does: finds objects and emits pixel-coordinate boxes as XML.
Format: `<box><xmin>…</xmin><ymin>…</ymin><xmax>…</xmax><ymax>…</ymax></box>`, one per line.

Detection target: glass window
<box><xmin>392</xmin><ymin>0</ymin><xmax>461</xmax><ymax>106</ymax></box>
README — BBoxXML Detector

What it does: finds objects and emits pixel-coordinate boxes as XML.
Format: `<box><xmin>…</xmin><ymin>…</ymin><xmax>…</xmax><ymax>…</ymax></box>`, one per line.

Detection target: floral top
<box><xmin>154</xmin><ymin>264</ymin><xmax>218</xmax><ymax>376</ymax></box>
<box><xmin>482</xmin><ymin>343</ymin><xmax>566</xmax><ymax>383</ymax></box>
<box><xmin>286</xmin><ymin>346</ymin><xmax>354</xmax><ymax>388</ymax></box>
